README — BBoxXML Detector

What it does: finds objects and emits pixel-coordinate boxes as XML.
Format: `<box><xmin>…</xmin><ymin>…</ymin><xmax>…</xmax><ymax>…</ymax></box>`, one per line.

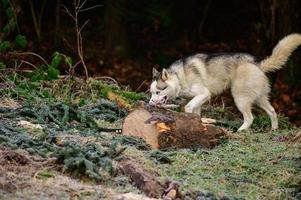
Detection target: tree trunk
<box><xmin>103</xmin><ymin>0</ymin><xmax>128</xmax><ymax>60</ymax></box>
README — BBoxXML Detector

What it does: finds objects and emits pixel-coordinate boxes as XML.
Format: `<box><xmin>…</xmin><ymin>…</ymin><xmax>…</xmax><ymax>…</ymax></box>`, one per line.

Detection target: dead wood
<box><xmin>118</xmin><ymin>158</ymin><xmax>182</xmax><ymax>199</ymax></box>
<box><xmin>118</xmin><ymin>158</ymin><xmax>165</xmax><ymax>198</ymax></box>
<box><xmin>122</xmin><ymin>103</ymin><xmax>227</xmax><ymax>149</ymax></box>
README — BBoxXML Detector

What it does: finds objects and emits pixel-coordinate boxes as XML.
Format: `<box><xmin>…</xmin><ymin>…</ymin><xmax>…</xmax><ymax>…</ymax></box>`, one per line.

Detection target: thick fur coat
<box><xmin>149</xmin><ymin>33</ymin><xmax>301</xmax><ymax>131</ymax></box>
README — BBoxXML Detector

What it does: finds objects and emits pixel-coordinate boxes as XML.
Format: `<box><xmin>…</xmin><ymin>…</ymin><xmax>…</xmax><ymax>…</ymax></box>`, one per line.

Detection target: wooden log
<box><xmin>118</xmin><ymin>158</ymin><xmax>182</xmax><ymax>199</ymax></box>
<box><xmin>118</xmin><ymin>158</ymin><xmax>165</xmax><ymax>198</ymax></box>
<box><xmin>122</xmin><ymin>104</ymin><xmax>227</xmax><ymax>149</ymax></box>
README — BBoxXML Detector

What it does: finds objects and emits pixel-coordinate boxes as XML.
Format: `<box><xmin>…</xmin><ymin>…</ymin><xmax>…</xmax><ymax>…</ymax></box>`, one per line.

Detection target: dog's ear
<box><xmin>161</xmin><ymin>68</ymin><xmax>169</xmax><ymax>81</ymax></box>
<box><xmin>152</xmin><ymin>67</ymin><xmax>159</xmax><ymax>78</ymax></box>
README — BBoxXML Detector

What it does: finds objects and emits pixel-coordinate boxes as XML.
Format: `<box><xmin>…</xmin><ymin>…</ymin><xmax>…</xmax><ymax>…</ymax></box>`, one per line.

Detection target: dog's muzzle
<box><xmin>149</xmin><ymin>95</ymin><xmax>168</xmax><ymax>106</ymax></box>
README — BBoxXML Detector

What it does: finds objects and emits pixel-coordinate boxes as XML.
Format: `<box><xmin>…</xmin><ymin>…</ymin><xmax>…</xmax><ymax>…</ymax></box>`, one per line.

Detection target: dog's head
<box><xmin>149</xmin><ymin>68</ymin><xmax>179</xmax><ymax>106</ymax></box>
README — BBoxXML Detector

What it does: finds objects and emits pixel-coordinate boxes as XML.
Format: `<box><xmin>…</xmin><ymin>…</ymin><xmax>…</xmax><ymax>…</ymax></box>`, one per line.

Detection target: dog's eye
<box><xmin>156</xmin><ymin>91</ymin><xmax>160</xmax><ymax>95</ymax></box>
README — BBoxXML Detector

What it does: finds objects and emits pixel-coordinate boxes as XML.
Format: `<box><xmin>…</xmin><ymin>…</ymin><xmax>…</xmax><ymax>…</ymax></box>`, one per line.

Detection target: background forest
<box><xmin>1</xmin><ymin>0</ymin><xmax>301</xmax><ymax>127</ymax></box>
<box><xmin>1</xmin><ymin>0</ymin><xmax>301</xmax><ymax>124</ymax></box>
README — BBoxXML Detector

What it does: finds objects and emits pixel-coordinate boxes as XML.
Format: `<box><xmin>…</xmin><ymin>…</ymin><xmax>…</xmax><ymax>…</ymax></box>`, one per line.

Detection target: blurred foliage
<box><xmin>30</xmin><ymin>53</ymin><xmax>61</xmax><ymax>82</ymax></box>
<box><xmin>0</xmin><ymin>0</ymin><xmax>27</xmax><ymax>51</ymax></box>
<box><xmin>0</xmin><ymin>40</ymin><xmax>11</xmax><ymax>52</ymax></box>
<box><xmin>14</xmin><ymin>34</ymin><xmax>27</xmax><ymax>49</ymax></box>
<box><xmin>0</xmin><ymin>61</ymin><xmax>6</xmax><ymax>69</ymax></box>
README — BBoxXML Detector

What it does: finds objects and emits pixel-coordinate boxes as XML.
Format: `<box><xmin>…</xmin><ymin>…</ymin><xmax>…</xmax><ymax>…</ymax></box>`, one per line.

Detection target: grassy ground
<box><xmin>124</xmin><ymin>129</ymin><xmax>301</xmax><ymax>200</ymax></box>
<box><xmin>0</xmin><ymin>71</ymin><xmax>300</xmax><ymax>200</ymax></box>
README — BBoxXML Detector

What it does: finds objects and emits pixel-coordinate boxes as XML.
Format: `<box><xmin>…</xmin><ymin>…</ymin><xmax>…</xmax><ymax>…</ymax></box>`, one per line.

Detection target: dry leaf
<box><xmin>107</xmin><ymin>91</ymin><xmax>132</xmax><ymax>110</ymax></box>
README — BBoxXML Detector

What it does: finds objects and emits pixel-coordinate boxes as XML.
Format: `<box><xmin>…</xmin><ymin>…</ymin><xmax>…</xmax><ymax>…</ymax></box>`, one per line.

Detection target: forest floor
<box><xmin>0</xmin><ymin>72</ymin><xmax>301</xmax><ymax>200</ymax></box>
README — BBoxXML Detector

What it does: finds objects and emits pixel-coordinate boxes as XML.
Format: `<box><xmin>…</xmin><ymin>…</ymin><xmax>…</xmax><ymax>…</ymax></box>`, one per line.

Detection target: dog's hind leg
<box><xmin>232</xmin><ymin>63</ymin><xmax>269</xmax><ymax>131</ymax></box>
<box><xmin>256</xmin><ymin>96</ymin><xmax>278</xmax><ymax>130</ymax></box>
<box><xmin>234</xmin><ymin>98</ymin><xmax>254</xmax><ymax>132</ymax></box>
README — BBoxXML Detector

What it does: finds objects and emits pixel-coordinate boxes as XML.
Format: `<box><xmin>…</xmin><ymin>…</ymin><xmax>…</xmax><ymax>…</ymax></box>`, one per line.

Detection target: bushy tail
<box><xmin>259</xmin><ymin>33</ymin><xmax>301</xmax><ymax>73</ymax></box>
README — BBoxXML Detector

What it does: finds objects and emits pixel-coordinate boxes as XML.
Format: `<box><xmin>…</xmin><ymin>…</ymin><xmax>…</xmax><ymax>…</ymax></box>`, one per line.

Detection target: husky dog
<box><xmin>149</xmin><ymin>33</ymin><xmax>301</xmax><ymax>131</ymax></box>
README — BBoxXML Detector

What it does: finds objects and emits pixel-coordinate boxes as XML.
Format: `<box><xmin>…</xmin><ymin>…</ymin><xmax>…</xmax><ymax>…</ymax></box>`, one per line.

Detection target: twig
<box><xmin>62</xmin><ymin>5</ymin><xmax>75</xmax><ymax>20</ymax></box>
<box><xmin>94</xmin><ymin>76</ymin><xmax>119</xmax><ymax>86</ymax></box>
<box><xmin>135</xmin><ymin>80</ymin><xmax>147</xmax><ymax>92</ymax></box>
<box><xmin>161</xmin><ymin>104</ymin><xmax>180</xmax><ymax>109</ymax></box>
<box><xmin>78</xmin><ymin>0</ymin><xmax>87</xmax><ymax>9</ymax></box>
<box><xmin>68</xmin><ymin>60</ymin><xmax>82</xmax><ymax>77</ymax></box>
<box><xmin>63</xmin><ymin>0</ymin><xmax>101</xmax><ymax>80</ymax></box>
<box><xmin>79</xmin><ymin>20</ymin><xmax>89</xmax><ymax>33</ymax></box>
<box><xmin>61</xmin><ymin>36</ymin><xmax>77</xmax><ymax>55</ymax></box>
<box><xmin>10</xmin><ymin>52</ymin><xmax>49</xmax><ymax>66</ymax></box>
<box><xmin>19</xmin><ymin>60</ymin><xmax>38</xmax><ymax>69</ymax></box>
<box><xmin>79</xmin><ymin>5</ymin><xmax>103</xmax><ymax>13</ymax></box>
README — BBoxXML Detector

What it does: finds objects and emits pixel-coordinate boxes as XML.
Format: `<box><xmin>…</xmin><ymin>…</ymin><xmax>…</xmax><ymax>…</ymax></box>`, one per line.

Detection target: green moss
<box><xmin>118</xmin><ymin>90</ymin><xmax>146</xmax><ymax>102</ymax></box>
<box><xmin>36</xmin><ymin>170</ymin><xmax>56</xmax><ymax>180</ymax></box>
<box><xmin>0</xmin><ymin>71</ymin><xmax>146</xmax><ymax>108</ymax></box>
<box><xmin>99</xmin><ymin>83</ymin><xmax>146</xmax><ymax>104</ymax></box>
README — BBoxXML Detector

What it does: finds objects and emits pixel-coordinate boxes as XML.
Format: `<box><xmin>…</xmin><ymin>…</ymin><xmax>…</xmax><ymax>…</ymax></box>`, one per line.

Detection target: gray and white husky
<box><xmin>149</xmin><ymin>33</ymin><xmax>301</xmax><ymax>131</ymax></box>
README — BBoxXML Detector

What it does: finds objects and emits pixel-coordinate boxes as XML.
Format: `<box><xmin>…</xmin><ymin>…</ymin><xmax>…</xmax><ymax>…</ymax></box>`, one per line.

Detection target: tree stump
<box><xmin>122</xmin><ymin>104</ymin><xmax>227</xmax><ymax>149</ymax></box>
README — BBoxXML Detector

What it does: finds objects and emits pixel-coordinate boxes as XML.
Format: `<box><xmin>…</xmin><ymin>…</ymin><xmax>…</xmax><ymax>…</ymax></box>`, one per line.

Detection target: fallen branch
<box><xmin>118</xmin><ymin>158</ymin><xmax>165</xmax><ymax>198</ymax></box>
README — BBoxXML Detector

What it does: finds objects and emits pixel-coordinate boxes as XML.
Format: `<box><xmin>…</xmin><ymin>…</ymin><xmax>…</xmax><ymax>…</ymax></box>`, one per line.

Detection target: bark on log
<box><xmin>122</xmin><ymin>104</ymin><xmax>227</xmax><ymax>149</ymax></box>
<box><xmin>118</xmin><ymin>159</ymin><xmax>165</xmax><ymax>198</ymax></box>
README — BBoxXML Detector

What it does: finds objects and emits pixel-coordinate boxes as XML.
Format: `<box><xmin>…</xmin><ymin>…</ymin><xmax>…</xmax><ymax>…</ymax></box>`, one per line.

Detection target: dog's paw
<box><xmin>237</xmin><ymin>127</ymin><xmax>251</xmax><ymax>133</ymax></box>
<box><xmin>184</xmin><ymin>104</ymin><xmax>194</xmax><ymax>113</ymax></box>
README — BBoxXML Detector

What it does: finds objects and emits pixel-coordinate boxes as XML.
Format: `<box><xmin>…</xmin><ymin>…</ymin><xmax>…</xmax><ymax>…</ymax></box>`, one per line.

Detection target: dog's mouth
<box><xmin>149</xmin><ymin>96</ymin><xmax>168</xmax><ymax>107</ymax></box>
<box><xmin>162</xmin><ymin>96</ymin><xmax>168</xmax><ymax>104</ymax></box>
<box><xmin>150</xmin><ymin>96</ymin><xmax>168</xmax><ymax>107</ymax></box>
<box><xmin>157</xmin><ymin>96</ymin><xmax>168</xmax><ymax>107</ymax></box>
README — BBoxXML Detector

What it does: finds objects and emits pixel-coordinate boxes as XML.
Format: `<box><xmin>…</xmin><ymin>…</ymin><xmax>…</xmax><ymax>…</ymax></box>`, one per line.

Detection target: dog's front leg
<box><xmin>184</xmin><ymin>90</ymin><xmax>210</xmax><ymax>115</ymax></box>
